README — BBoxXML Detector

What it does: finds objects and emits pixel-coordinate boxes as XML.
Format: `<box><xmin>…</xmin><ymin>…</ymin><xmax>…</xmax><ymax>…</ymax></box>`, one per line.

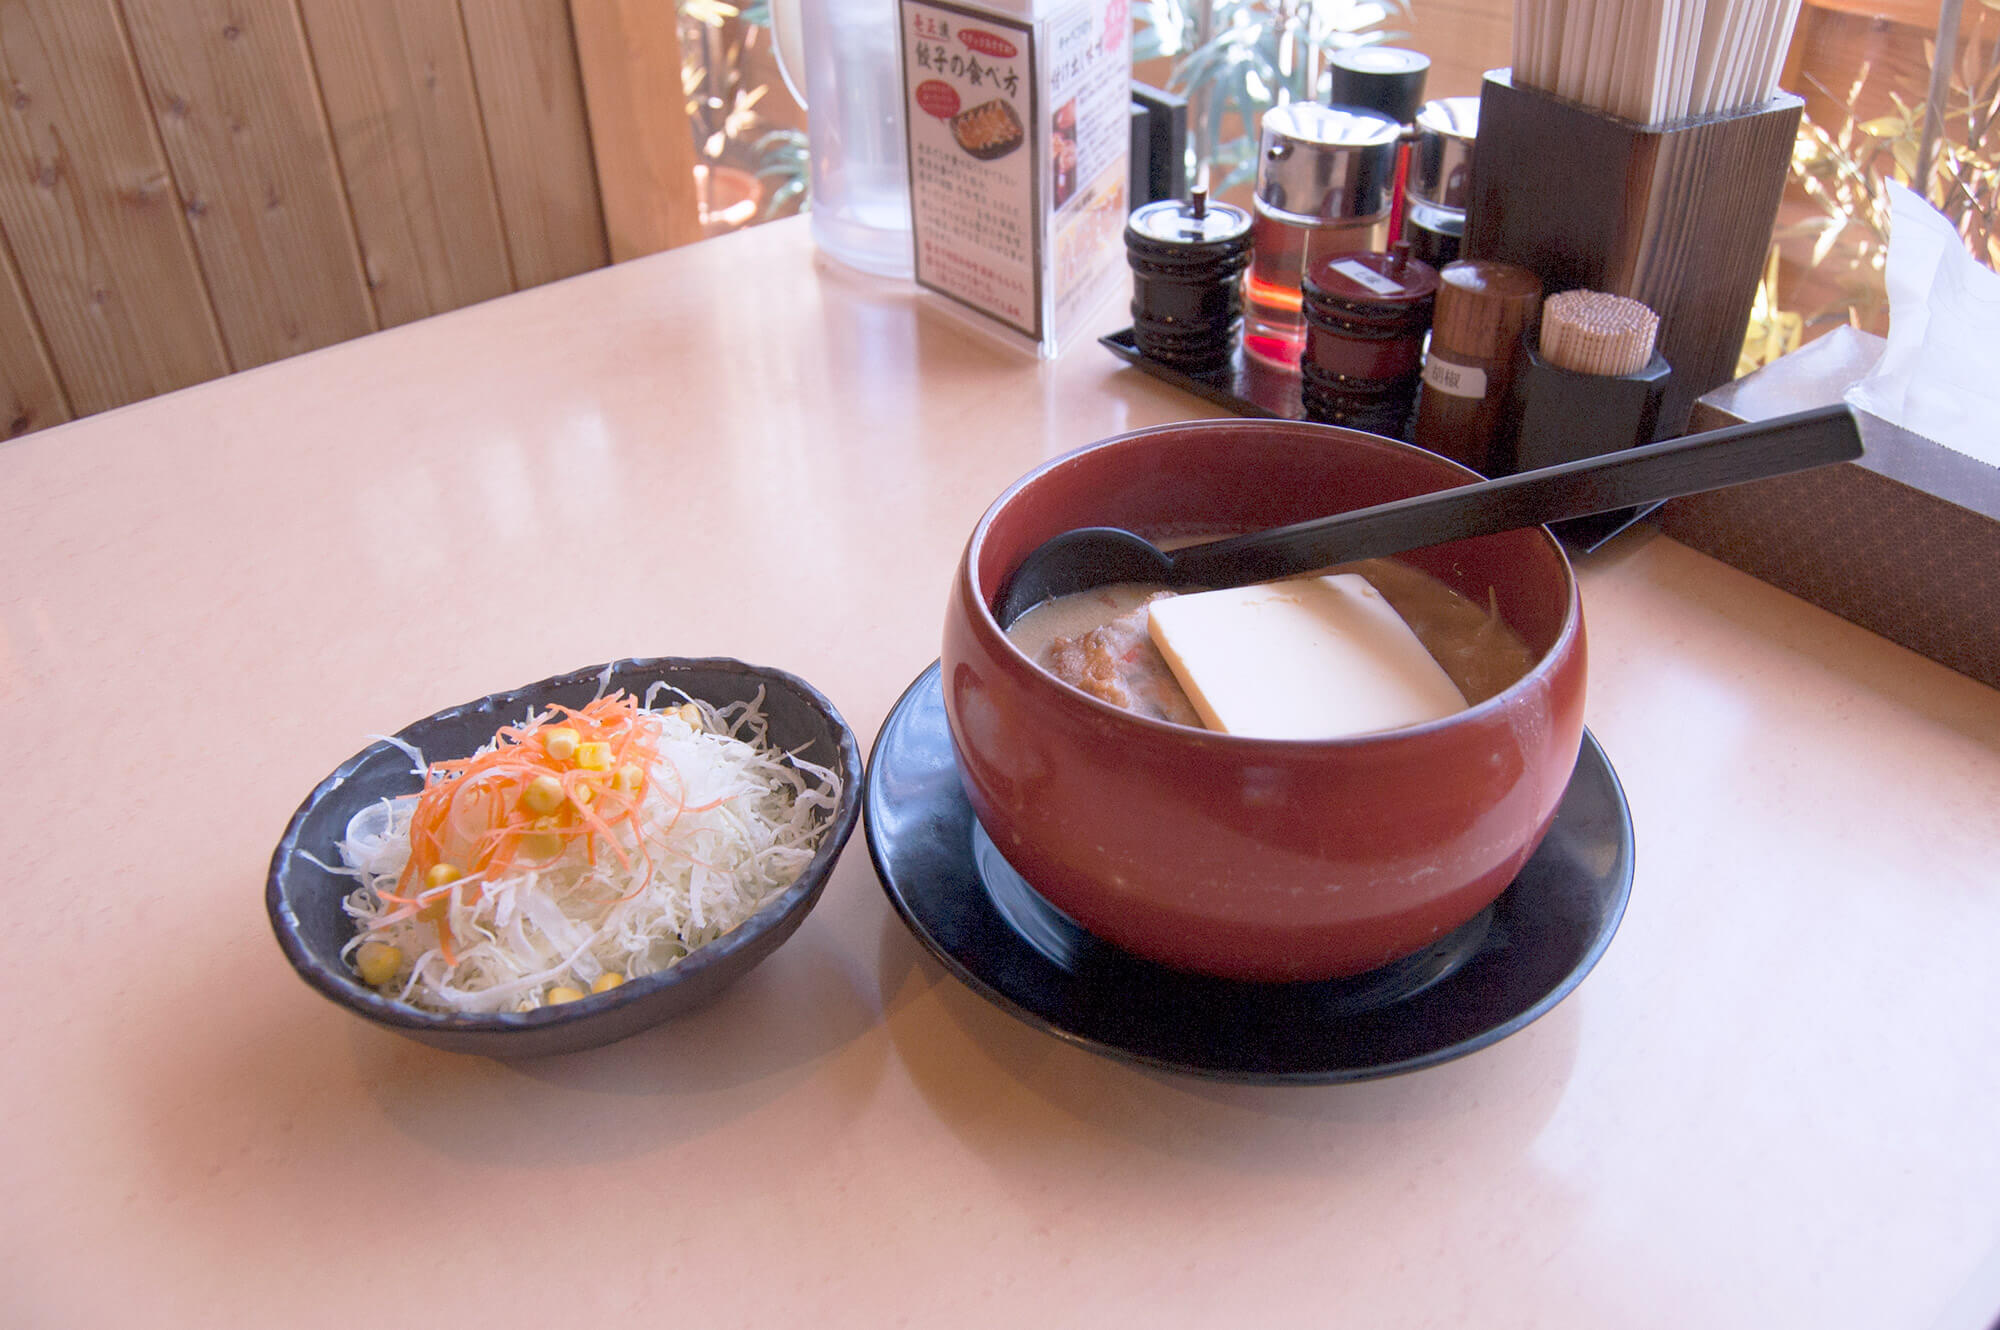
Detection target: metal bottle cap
<box><xmin>1126</xmin><ymin>193</ymin><xmax>1254</xmax><ymax>248</ymax></box>
<box><xmin>1254</xmin><ymin>103</ymin><xmax>1402</xmax><ymax>222</ymax></box>
<box><xmin>1410</xmin><ymin>96</ymin><xmax>1480</xmax><ymax>209</ymax></box>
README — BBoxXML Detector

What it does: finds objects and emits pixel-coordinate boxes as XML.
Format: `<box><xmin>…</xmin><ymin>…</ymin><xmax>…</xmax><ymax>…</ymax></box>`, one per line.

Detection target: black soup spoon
<box><xmin>993</xmin><ymin>404</ymin><xmax>1863</xmax><ymax>627</ymax></box>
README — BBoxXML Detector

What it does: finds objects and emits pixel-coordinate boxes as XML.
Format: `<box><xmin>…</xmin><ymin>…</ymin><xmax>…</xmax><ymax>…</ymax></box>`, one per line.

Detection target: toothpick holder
<box><xmin>1463</xmin><ymin>71</ymin><xmax>1802</xmax><ymax>437</ymax></box>
<box><xmin>1507</xmin><ymin>344</ymin><xmax>1671</xmax><ymax>475</ymax></box>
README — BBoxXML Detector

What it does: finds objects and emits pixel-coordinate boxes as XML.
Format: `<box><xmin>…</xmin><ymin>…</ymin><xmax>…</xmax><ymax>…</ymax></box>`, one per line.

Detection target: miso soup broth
<box><xmin>1004</xmin><ymin>556</ymin><xmax>1537</xmax><ymax>730</ymax></box>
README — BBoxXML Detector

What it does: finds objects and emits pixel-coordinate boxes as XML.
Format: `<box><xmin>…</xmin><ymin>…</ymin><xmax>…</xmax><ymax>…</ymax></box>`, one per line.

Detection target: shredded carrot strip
<box><xmin>394</xmin><ymin>692</ymin><xmax>673</xmax><ymax>950</ymax></box>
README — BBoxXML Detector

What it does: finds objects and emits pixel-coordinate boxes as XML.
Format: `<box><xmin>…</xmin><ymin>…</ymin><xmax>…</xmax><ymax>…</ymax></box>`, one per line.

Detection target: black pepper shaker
<box><xmin>1124</xmin><ymin>189</ymin><xmax>1255</xmax><ymax>372</ymax></box>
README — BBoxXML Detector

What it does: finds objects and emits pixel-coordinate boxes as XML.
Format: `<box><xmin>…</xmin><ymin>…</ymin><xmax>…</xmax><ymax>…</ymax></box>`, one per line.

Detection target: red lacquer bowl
<box><xmin>941</xmin><ymin>419</ymin><xmax>1587</xmax><ymax>982</ymax></box>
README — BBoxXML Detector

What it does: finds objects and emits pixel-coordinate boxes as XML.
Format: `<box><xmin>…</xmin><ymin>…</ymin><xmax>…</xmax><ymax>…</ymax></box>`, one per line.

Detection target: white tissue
<box><xmin>1845</xmin><ymin>181</ymin><xmax>2000</xmax><ymax>467</ymax></box>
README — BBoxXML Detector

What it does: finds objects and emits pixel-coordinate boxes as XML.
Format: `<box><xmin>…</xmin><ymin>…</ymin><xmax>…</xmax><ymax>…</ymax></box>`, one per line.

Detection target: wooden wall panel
<box><xmin>297</xmin><ymin>0</ymin><xmax>513</xmax><ymax>327</ymax></box>
<box><xmin>0</xmin><ymin>1</ymin><xmax>644</xmax><ymax>440</ymax></box>
<box><xmin>0</xmin><ymin>0</ymin><xmax>227</xmax><ymax>416</ymax></box>
<box><xmin>461</xmin><ymin>1</ymin><xmax>607</xmax><ymax>289</ymax></box>
<box><xmin>119</xmin><ymin>0</ymin><xmax>377</xmax><ymax>371</ymax></box>
<box><xmin>1403</xmin><ymin>0</ymin><xmax>1513</xmax><ymax>99</ymax></box>
<box><xmin>0</xmin><ymin>232</ymin><xmax>69</xmax><ymax>439</ymax></box>
<box><xmin>570</xmin><ymin>0</ymin><xmax>703</xmax><ymax>260</ymax></box>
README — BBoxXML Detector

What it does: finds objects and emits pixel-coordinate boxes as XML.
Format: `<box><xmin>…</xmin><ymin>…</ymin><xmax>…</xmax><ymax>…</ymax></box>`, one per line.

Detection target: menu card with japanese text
<box><xmin>899</xmin><ymin>0</ymin><xmax>1130</xmax><ymax>357</ymax></box>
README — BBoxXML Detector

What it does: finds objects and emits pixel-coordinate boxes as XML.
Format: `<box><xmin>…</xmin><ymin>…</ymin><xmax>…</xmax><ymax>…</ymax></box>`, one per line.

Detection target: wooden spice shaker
<box><xmin>1412</xmin><ymin>260</ymin><xmax>1543</xmax><ymax>475</ymax></box>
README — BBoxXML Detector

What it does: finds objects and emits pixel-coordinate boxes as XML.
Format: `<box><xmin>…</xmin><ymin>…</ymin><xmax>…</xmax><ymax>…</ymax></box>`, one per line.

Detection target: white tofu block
<box><xmin>1146</xmin><ymin>574</ymin><xmax>1468</xmax><ymax>739</ymax></box>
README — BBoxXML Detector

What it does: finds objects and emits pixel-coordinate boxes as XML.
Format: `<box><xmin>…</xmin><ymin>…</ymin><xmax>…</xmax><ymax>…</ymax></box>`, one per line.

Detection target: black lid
<box><xmin>1326</xmin><ymin>47</ymin><xmax>1431</xmax><ymax>126</ymax></box>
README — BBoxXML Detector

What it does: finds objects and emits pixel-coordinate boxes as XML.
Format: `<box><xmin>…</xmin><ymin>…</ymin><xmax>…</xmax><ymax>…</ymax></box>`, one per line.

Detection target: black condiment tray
<box><xmin>1100</xmin><ymin>327</ymin><xmax>1659</xmax><ymax>555</ymax></box>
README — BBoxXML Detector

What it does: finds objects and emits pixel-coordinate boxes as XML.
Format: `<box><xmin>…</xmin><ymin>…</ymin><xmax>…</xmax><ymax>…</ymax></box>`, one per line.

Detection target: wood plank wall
<box><xmin>571</xmin><ymin>0</ymin><xmax>703</xmax><ymax>261</ymax></box>
<box><xmin>0</xmin><ymin>0</ymin><xmax>613</xmax><ymax>441</ymax></box>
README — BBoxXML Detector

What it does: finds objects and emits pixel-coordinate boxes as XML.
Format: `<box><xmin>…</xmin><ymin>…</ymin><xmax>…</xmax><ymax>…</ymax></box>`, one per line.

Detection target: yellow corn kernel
<box><xmin>520</xmin><ymin>816</ymin><xmax>563</xmax><ymax>860</ymax></box>
<box><xmin>569</xmin><ymin>782</ymin><xmax>593</xmax><ymax>808</ymax></box>
<box><xmin>575</xmin><ymin>741</ymin><xmax>612</xmax><ymax>771</ymax></box>
<box><xmin>543</xmin><ymin>726</ymin><xmax>581</xmax><ymax>762</ymax></box>
<box><xmin>355</xmin><ymin>941</ymin><xmax>402</xmax><ymax>987</ymax></box>
<box><xmin>612</xmin><ymin>763</ymin><xmax>645</xmax><ymax>794</ymax></box>
<box><xmin>547</xmin><ymin>986</ymin><xmax>586</xmax><ymax>1005</ymax></box>
<box><xmin>522</xmin><ymin>773</ymin><xmax>565</xmax><ymax>815</ymax></box>
<box><xmin>425</xmin><ymin>862</ymin><xmax>463</xmax><ymax>889</ymax></box>
<box><xmin>590</xmin><ymin>972</ymin><xmax>625</xmax><ymax>994</ymax></box>
<box><xmin>674</xmin><ymin>702</ymin><xmax>703</xmax><ymax>730</ymax></box>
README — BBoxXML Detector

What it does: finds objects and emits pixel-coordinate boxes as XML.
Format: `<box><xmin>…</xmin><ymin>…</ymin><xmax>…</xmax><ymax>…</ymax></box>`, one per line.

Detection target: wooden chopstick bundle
<box><xmin>1539</xmin><ymin>291</ymin><xmax>1660</xmax><ymax>376</ymax></box>
<box><xmin>1509</xmin><ymin>0</ymin><xmax>1803</xmax><ymax>124</ymax></box>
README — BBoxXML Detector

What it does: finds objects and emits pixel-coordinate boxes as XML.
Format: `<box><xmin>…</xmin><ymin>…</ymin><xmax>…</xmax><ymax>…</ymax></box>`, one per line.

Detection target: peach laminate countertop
<box><xmin>3</xmin><ymin>217</ymin><xmax>1997</xmax><ymax>1330</ymax></box>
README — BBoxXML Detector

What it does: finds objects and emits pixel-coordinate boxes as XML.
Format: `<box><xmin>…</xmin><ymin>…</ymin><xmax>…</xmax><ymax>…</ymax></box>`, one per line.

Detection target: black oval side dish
<box><xmin>266</xmin><ymin>657</ymin><xmax>863</xmax><ymax>1058</ymax></box>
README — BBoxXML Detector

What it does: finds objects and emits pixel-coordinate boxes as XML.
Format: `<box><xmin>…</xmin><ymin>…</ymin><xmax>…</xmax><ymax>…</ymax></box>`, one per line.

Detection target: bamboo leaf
<box><xmin>679</xmin><ymin>1</ymin><xmax>741</xmax><ymax>25</ymax></box>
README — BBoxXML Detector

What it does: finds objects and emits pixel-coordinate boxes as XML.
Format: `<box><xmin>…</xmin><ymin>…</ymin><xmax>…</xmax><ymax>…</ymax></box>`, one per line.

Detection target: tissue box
<box><xmin>1654</xmin><ymin>327</ymin><xmax>2000</xmax><ymax>690</ymax></box>
<box><xmin>898</xmin><ymin>0</ymin><xmax>1131</xmax><ymax>357</ymax></box>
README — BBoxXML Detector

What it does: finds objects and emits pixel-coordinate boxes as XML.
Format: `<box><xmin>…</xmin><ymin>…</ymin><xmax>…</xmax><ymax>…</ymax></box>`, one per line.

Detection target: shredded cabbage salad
<box><xmin>326</xmin><ymin>681</ymin><xmax>841</xmax><ymax>1015</ymax></box>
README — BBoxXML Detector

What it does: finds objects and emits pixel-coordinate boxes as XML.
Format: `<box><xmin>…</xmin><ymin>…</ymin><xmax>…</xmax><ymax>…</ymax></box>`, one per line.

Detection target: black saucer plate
<box><xmin>864</xmin><ymin>664</ymin><xmax>1634</xmax><ymax>1084</ymax></box>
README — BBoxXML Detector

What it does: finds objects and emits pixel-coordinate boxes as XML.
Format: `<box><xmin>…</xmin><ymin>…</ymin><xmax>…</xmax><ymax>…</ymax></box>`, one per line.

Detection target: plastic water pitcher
<box><xmin>772</xmin><ymin>0</ymin><xmax>914</xmax><ymax>279</ymax></box>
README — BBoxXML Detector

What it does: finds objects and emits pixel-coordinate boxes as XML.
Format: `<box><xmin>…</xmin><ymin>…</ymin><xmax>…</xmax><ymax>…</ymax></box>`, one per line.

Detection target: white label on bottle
<box><xmin>1422</xmin><ymin>352</ymin><xmax>1488</xmax><ymax>399</ymax></box>
<box><xmin>1328</xmin><ymin>258</ymin><xmax>1405</xmax><ymax>297</ymax></box>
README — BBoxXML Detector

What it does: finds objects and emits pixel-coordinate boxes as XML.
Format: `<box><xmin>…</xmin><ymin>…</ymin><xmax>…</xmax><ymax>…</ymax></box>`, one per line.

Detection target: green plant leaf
<box><xmin>763</xmin><ymin>179</ymin><xmax>804</xmax><ymax>219</ymax></box>
<box><xmin>1134</xmin><ymin>0</ymin><xmax>1200</xmax><ymax>59</ymax></box>
<box><xmin>1159</xmin><ymin>0</ymin><xmax>1401</xmax><ymax>184</ymax></box>
<box><xmin>679</xmin><ymin>1</ymin><xmax>741</xmax><ymax>26</ymax></box>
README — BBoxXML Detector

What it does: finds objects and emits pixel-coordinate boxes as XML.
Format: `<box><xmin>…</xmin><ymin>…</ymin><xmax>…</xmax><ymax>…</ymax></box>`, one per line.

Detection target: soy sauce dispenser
<box><xmin>1299</xmin><ymin>241</ymin><xmax>1439</xmax><ymax>437</ymax></box>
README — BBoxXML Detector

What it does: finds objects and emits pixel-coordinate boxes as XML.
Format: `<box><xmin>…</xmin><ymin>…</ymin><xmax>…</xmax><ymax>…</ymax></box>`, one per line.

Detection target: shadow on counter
<box><xmin>872</xmin><ymin>898</ymin><xmax>1584</xmax><ymax>1182</ymax></box>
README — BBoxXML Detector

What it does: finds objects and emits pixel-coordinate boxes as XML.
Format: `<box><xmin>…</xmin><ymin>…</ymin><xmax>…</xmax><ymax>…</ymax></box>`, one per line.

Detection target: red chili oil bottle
<box><xmin>1241</xmin><ymin>104</ymin><xmax>1403</xmax><ymax>371</ymax></box>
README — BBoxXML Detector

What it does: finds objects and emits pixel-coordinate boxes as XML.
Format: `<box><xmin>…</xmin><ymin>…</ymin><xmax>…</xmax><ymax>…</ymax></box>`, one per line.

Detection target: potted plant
<box><xmin>1135</xmin><ymin>0</ymin><xmax>1410</xmax><ymax>190</ymax></box>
